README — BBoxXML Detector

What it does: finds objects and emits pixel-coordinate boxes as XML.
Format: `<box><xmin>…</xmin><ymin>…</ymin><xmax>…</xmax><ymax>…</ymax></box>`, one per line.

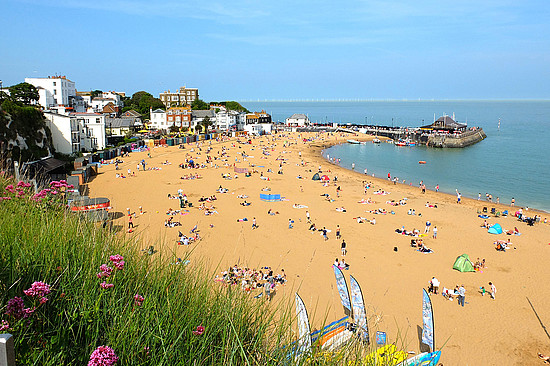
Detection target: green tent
<box><xmin>312</xmin><ymin>173</ymin><xmax>321</xmax><ymax>181</ymax></box>
<box><xmin>453</xmin><ymin>254</ymin><xmax>475</xmax><ymax>272</ymax></box>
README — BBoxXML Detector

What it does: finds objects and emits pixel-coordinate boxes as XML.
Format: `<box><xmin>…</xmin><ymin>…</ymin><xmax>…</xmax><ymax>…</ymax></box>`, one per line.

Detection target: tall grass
<box><xmin>0</xmin><ymin>175</ymin><xmax>297</xmax><ymax>365</ymax></box>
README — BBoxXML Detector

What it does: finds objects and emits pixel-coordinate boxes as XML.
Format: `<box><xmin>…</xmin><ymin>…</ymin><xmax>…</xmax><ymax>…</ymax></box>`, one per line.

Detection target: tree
<box><xmin>90</xmin><ymin>90</ymin><xmax>103</xmax><ymax>98</ymax></box>
<box><xmin>201</xmin><ymin>116</ymin><xmax>214</xmax><ymax>134</ymax></box>
<box><xmin>191</xmin><ymin>99</ymin><xmax>209</xmax><ymax>110</ymax></box>
<box><xmin>169</xmin><ymin>125</ymin><xmax>179</xmax><ymax>133</ymax></box>
<box><xmin>9</xmin><ymin>82</ymin><xmax>39</xmax><ymax>105</ymax></box>
<box><xmin>194</xmin><ymin>124</ymin><xmax>202</xmax><ymax>133</ymax></box>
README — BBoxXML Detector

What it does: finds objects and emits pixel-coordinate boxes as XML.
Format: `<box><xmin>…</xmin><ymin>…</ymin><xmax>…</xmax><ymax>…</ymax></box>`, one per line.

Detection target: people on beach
<box><xmin>341</xmin><ymin>240</ymin><xmax>347</xmax><ymax>255</ymax></box>
<box><xmin>458</xmin><ymin>285</ymin><xmax>466</xmax><ymax>307</ymax></box>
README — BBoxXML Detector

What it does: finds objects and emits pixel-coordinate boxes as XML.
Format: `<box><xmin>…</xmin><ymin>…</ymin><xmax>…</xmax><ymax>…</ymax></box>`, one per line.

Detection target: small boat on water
<box><xmin>347</xmin><ymin>139</ymin><xmax>361</xmax><ymax>144</ymax></box>
<box><xmin>395</xmin><ymin>140</ymin><xmax>408</xmax><ymax>147</ymax></box>
<box><xmin>373</xmin><ymin>138</ymin><xmax>381</xmax><ymax>144</ymax></box>
<box><xmin>419</xmin><ymin>161</ymin><xmax>427</xmax><ymax>164</ymax></box>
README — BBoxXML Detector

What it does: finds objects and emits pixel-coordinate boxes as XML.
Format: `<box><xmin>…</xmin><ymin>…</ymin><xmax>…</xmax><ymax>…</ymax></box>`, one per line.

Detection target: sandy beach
<box><xmin>87</xmin><ymin>132</ymin><xmax>550</xmax><ymax>365</ymax></box>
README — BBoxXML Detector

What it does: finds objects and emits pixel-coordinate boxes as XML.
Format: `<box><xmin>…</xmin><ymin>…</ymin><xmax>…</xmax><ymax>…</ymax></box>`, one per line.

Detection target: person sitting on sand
<box><xmin>538</xmin><ymin>353</ymin><xmax>550</xmax><ymax>363</ymax></box>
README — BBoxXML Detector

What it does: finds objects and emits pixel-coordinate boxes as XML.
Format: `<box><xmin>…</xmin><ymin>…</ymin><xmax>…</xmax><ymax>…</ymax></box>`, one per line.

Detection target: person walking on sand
<box><xmin>424</xmin><ymin>220</ymin><xmax>431</xmax><ymax>233</ymax></box>
<box><xmin>433</xmin><ymin>226</ymin><xmax>438</xmax><ymax>239</ymax></box>
<box><xmin>128</xmin><ymin>216</ymin><xmax>134</xmax><ymax>229</ymax></box>
<box><xmin>341</xmin><ymin>240</ymin><xmax>347</xmax><ymax>256</ymax></box>
<box><xmin>288</xmin><ymin>219</ymin><xmax>293</xmax><ymax>229</ymax></box>
<box><xmin>511</xmin><ymin>197</ymin><xmax>515</xmax><ymax>206</ymax></box>
<box><xmin>489</xmin><ymin>282</ymin><xmax>496</xmax><ymax>299</ymax></box>
<box><xmin>456</xmin><ymin>190</ymin><xmax>462</xmax><ymax>204</ymax></box>
<box><xmin>336</xmin><ymin>225</ymin><xmax>341</xmax><ymax>239</ymax></box>
<box><xmin>435</xmin><ymin>184</ymin><xmax>439</xmax><ymax>192</ymax></box>
<box><xmin>306</xmin><ymin>211</ymin><xmax>311</xmax><ymax>223</ymax></box>
<box><xmin>458</xmin><ymin>285</ymin><xmax>466</xmax><ymax>307</ymax></box>
<box><xmin>252</xmin><ymin>217</ymin><xmax>258</xmax><ymax>229</ymax></box>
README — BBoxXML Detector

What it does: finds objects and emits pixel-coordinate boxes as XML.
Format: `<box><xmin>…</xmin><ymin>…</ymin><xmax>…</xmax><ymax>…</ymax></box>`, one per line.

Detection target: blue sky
<box><xmin>1</xmin><ymin>0</ymin><xmax>548</xmax><ymax>100</ymax></box>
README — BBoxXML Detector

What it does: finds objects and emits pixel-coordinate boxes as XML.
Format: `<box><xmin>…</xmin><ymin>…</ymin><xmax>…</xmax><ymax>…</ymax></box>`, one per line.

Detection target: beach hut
<box><xmin>312</xmin><ymin>173</ymin><xmax>321</xmax><ymax>181</ymax></box>
<box><xmin>452</xmin><ymin>254</ymin><xmax>475</xmax><ymax>272</ymax></box>
<box><xmin>488</xmin><ymin>223</ymin><xmax>503</xmax><ymax>234</ymax></box>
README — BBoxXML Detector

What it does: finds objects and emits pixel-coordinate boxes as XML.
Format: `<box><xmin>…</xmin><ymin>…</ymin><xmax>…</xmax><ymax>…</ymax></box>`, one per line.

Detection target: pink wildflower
<box><xmin>100</xmin><ymin>282</ymin><xmax>114</xmax><ymax>289</ymax></box>
<box><xmin>39</xmin><ymin>297</ymin><xmax>49</xmax><ymax>305</ymax></box>
<box><xmin>0</xmin><ymin>320</ymin><xmax>9</xmax><ymax>331</ymax></box>
<box><xmin>113</xmin><ymin>261</ymin><xmax>124</xmax><ymax>270</ymax></box>
<box><xmin>133</xmin><ymin>294</ymin><xmax>144</xmax><ymax>306</ymax></box>
<box><xmin>192</xmin><ymin>325</ymin><xmax>205</xmax><ymax>335</ymax></box>
<box><xmin>98</xmin><ymin>264</ymin><xmax>113</xmax><ymax>278</ymax></box>
<box><xmin>88</xmin><ymin>345</ymin><xmax>119</xmax><ymax>366</ymax></box>
<box><xmin>23</xmin><ymin>281</ymin><xmax>51</xmax><ymax>298</ymax></box>
<box><xmin>5</xmin><ymin>297</ymin><xmax>25</xmax><ymax>320</ymax></box>
<box><xmin>23</xmin><ymin>307</ymin><xmax>36</xmax><ymax>317</ymax></box>
<box><xmin>109</xmin><ymin>255</ymin><xmax>124</xmax><ymax>263</ymax></box>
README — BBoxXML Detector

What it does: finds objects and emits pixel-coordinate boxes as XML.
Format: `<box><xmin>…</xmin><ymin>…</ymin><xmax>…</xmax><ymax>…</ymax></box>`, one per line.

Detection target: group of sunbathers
<box><xmin>213</xmin><ymin>265</ymin><xmax>287</xmax><ymax>294</ymax></box>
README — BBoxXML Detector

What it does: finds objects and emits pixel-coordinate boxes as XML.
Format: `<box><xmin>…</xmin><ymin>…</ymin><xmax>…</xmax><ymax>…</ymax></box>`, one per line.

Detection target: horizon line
<box><xmin>238</xmin><ymin>98</ymin><xmax>550</xmax><ymax>103</ymax></box>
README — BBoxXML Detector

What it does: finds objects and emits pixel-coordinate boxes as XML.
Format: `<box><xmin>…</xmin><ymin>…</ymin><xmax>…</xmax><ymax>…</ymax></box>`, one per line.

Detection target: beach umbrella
<box><xmin>321</xmin><ymin>175</ymin><xmax>330</xmax><ymax>181</ymax></box>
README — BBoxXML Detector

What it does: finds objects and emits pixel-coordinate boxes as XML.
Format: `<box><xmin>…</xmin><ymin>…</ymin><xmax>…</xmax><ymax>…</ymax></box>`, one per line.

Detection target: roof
<box><xmin>122</xmin><ymin>110</ymin><xmax>142</xmax><ymax>118</ymax></box>
<box><xmin>192</xmin><ymin>110</ymin><xmax>215</xmax><ymax>118</ymax></box>
<box><xmin>22</xmin><ymin>157</ymin><xmax>65</xmax><ymax>174</ymax></box>
<box><xmin>421</xmin><ymin>115</ymin><xmax>467</xmax><ymax>130</ymax></box>
<box><xmin>288</xmin><ymin>113</ymin><xmax>308</xmax><ymax>119</ymax></box>
<box><xmin>105</xmin><ymin>117</ymin><xmax>138</xmax><ymax>128</ymax></box>
<box><xmin>151</xmin><ymin>109</ymin><xmax>165</xmax><ymax>113</ymax></box>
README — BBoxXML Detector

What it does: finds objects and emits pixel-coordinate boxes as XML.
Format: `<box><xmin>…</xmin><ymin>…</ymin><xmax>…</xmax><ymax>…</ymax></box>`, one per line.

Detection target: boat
<box><xmin>395</xmin><ymin>140</ymin><xmax>408</xmax><ymax>147</ymax></box>
<box><xmin>373</xmin><ymin>138</ymin><xmax>381</xmax><ymax>144</ymax></box>
<box><xmin>347</xmin><ymin>139</ymin><xmax>361</xmax><ymax>144</ymax></box>
<box><xmin>418</xmin><ymin>161</ymin><xmax>426</xmax><ymax>164</ymax></box>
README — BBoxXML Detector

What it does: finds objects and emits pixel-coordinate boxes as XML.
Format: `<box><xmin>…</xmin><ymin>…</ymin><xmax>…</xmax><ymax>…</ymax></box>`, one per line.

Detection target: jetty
<box><xmin>359</xmin><ymin>115</ymin><xmax>486</xmax><ymax>148</ymax></box>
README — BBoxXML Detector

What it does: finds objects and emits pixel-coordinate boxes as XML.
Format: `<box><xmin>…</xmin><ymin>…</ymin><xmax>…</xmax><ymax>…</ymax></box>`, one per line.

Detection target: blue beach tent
<box><xmin>488</xmin><ymin>223</ymin><xmax>503</xmax><ymax>234</ymax></box>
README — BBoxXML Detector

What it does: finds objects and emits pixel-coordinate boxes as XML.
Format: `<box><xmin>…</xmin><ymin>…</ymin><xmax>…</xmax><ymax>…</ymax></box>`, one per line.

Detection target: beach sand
<box><xmin>88</xmin><ymin>132</ymin><xmax>550</xmax><ymax>365</ymax></box>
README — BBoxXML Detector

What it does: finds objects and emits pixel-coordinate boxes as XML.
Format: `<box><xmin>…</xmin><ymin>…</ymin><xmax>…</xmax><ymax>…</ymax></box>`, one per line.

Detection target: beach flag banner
<box><xmin>350</xmin><ymin>275</ymin><xmax>369</xmax><ymax>344</ymax></box>
<box><xmin>332</xmin><ymin>265</ymin><xmax>352</xmax><ymax>313</ymax></box>
<box><xmin>259</xmin><ymin>194</ymin><xmax>281</xmax><ymax>202</ymax></box>
<box><xmin>422</xmin><ymin>288</ymin><xmax>435</xmax><ymax>352</ymax></box>
<box><xmin>376</xmin><ymin>331</ymin><xmax>387</xmax><ymax>345</ymax></box>
<box><xmin>295</xmin><ymin>293</ymin><xmax>312</xmax><ymax>360</ymax></box>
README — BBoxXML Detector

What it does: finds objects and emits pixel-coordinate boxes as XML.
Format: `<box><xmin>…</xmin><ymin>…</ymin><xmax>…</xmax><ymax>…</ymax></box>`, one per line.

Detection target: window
<box><xmin>54</xmin><ymin>89</ymin><xmax>57</xmax><ymax>95</ymax></box>
<box><xmin>96</xmin><ymin>118</ymin><xmax>100</xmax><ymax>123</ymax></box>
<box><xmin>53</xmin><ymin>82</ymin><xmax>56</xmax><ymax>86</ymax></box>
<box><xmin>172</xmin><ymin>96</ymin><xmax>178</xmax><ymax>101</ymax></box>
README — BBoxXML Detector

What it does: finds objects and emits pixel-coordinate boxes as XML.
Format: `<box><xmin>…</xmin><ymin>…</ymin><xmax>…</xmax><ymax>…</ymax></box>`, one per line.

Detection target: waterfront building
<box><xmin>159</xmin><ymin>86</ymin><xmax>199</xmax><ymax>108</ymax></box>
<box><xmin>167</xmin><ymin>106</ymin><xmax>192</xmax><ymax>129</ymax></box>
<box><xmin>149</xmin><ymin>108</ymin><xmax>167</xmax><ymax>130</ymax></box>
<box><xmin>191</xmin><ymin>110</ymin><xmax>216</xmax><ymax>131</ymax></box>
<box><xmin>285</xmin><ymin>113</ymin><xmax>310</xmax><ymax>127</ymax></box>
<box><xmin>420</xmin><ymin>115</ymin><xmax>467</xmax><ymax>133</ymax></box>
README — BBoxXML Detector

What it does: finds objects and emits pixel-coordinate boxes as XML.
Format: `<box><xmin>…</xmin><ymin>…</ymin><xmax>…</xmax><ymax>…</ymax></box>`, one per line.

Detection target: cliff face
<box><xmin>0</xmin><ymin>100</ymin><xmax>53</xmax><ymax>163</ymax></box>
<box><xmin>427</xmin><ymin>129</ymin><xmax>486</xmax><ymax>148</ymax></box>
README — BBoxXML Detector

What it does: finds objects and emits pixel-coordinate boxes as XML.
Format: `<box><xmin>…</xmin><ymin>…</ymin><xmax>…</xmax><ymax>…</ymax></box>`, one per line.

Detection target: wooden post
<box><xmin>0</xmin><ymin>334</ymin><xmax>15</xmax><ymax>366</ymax></box>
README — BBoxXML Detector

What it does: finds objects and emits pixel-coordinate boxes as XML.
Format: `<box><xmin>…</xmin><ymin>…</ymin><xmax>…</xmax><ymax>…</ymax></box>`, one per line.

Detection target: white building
<box><xmin>25</xmin><ymin>76</ymin><xmax>77</xmax><ymax>110</ymax></box>
<box><xmin>149</xmin><ymin>108</ymin><xmax>167</xmax><ymax>130</ymax></box>
<box><xmin>44</xmin><ymin>112</ymin><xmax>105</xmax><ymax>154</ymax></box>
<box><xmin>243</xmin><ymin>123</ymin><xmax>273</xmax><ymax>136</ymax></box>
<box><xmin>285</xmin><ymin>113</ymin><xmax>310</xmax><ymax>127</ymax></box>
<box><xmin>215</xmin><ymin>110</ymin><xmax>241</xmax><ymax>132</ymax></box>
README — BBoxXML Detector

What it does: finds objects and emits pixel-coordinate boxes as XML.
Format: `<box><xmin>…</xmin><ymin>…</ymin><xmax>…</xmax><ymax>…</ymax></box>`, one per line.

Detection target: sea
<box><xmin>241</xmin><ymin>101</ymin><xmax>550</xmax><ymax>212</ymax></box>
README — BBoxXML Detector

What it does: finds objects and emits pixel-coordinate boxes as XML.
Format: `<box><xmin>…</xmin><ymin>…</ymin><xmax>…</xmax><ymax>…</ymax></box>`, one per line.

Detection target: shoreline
<box><xmin>315</xmin><ymin>137</ymin><xmax>548</xmax><ymax>214</ymax></box>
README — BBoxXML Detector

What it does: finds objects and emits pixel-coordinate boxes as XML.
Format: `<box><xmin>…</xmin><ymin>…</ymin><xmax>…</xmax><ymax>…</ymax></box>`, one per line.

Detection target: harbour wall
<box><xmin>359</xmin><ymin>127</ymin><xmax>486</xmax><ymax>148</ymax></box>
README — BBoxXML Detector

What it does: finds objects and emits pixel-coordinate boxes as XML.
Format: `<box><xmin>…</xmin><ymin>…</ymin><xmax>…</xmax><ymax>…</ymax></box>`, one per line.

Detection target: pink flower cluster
<box><xmin>97</xmin><ymin>255</ymin><xmax>124</xmax><ymax>289</ymax></box>
<box><xmin>100</xmin><ymin>282</ymin><xmax>115</xmax><ymax>289</ymax></box>
<box><xmin>0</xmin><ymin>320</ymin><xmax>9</xmax><ymax>331</ymax></box>
<box><xmin>133</xmin><ymin>294</ymin><xmax>144</xmax><ymax>306</ymax></box>
<box><xmin>23</xmin><ymin>281</ymin><xmax>51</xmax><ymax>300</ymax></box>
<box><xmin>88</xmin><ymin>345</ymin><xmax>119</xmax><ymax>366</ymax></box>
<box><xmin>30</xmin><ymin>180</ymin><xmax>74</xmax><ymax>201</ymax></box>
<box><xmin>97</xmin><ymin>264</ymin><xmax>113</xmax><ymax>279</ymax></box>
<box><xmin>1</xmin><ymin>181</ymin><xmax>33</xmax><ymax>200</ymax></box>
<box><xmin>109</xmin><ymin>255</ymin><xmax>125</xmax><ymax>270</ymax></box>
<box><xmin>192</xmin><ymin>325</ymin><xmax>205</xmax><ymax>336</ymax></box>
<box><xmin>4</xmin><ymin>296</ymin><xmax>36</xmax><ymax>321</ymax></box>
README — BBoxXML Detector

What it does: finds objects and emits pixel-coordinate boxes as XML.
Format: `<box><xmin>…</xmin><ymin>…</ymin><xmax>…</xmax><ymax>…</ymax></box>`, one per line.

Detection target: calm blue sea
<box><xmin>242</xmin><ymin>101</ymin><xmax>550</xmax><ymax>212</ymax></box>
